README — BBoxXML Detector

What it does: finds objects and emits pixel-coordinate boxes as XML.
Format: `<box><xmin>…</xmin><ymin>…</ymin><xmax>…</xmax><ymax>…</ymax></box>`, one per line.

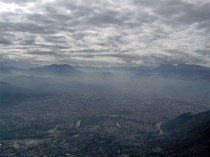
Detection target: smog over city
<box><xmin>0</xmin><ymin>0</ymin><xmax>210</xmax><ymax>156</ymax></box>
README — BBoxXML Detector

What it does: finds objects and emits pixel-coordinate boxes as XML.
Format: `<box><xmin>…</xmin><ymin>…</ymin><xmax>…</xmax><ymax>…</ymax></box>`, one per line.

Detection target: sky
<box><xmin>0</xmin><ymin>0</ymin><xmax>210</xmax><ymax>67</ymax></box>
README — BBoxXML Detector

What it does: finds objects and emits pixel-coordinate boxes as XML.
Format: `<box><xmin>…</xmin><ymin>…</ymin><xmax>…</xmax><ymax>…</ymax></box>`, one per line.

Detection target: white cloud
<box><xmin>0</xmin><ymin>0</ymin><xmax>209</xmax><ymax>66</ymax></box>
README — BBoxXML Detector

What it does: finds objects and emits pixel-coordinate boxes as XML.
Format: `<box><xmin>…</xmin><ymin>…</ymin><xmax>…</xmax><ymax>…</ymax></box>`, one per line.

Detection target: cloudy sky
<box><xmin>0</xmin><ymin>0</ymin><xmax>210</xmax><ymax>66</ymax></box>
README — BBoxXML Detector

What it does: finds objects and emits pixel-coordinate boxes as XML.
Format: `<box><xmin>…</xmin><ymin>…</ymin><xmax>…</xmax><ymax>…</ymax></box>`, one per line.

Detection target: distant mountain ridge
<box><xmin>1</xmin><ymin>62</ymin><xmax>210</xmax><ymax>79</ymax></box>
<box><xmin>156</xmin><ymin>63</ymin><xmax>210</xmax><ymax>73</ymax></box>
<box><xmin>30</xmin><ymin>64</ymin><xmax>79</xmax><ymax>75</ymax></box>
<box><xmin>132</xmin><ymin>63</ymin><xmax>210</xmax><ymax>79</ymax></box>
<box><xmin>0</xmin><ymin>63</ymin><xmax>18</xmax><ymax>73</ymax></box>
<box><xmin>160</xmin><ymin>64</ymin><xmax>210</xmax><ymax>79</ymax></box>
<box><xmin>157</xmin><ymin>63</ymin><xmax>210</xmax><ymax>70</ymax></box>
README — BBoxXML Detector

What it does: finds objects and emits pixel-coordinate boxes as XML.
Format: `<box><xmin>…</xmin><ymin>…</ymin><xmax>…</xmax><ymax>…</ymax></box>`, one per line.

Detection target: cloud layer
<box><xmin>0</xmin><ymin>0</ymin><xmax>210</xmax><ymax>66</ymax></box>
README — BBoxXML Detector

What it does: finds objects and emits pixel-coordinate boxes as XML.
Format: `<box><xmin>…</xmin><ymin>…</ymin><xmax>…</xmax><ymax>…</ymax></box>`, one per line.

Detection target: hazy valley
<box><xmin>0</xmin><ymin>63</ymin><xmax>210</xmax><ymax>156</ymax></box>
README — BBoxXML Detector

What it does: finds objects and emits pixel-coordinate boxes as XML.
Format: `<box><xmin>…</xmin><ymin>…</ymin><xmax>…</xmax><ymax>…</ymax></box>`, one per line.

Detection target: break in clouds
<box><xmin>0</xmin><ymin>0</ymin><xmax>210</xmax><ymax>66</ymax></box>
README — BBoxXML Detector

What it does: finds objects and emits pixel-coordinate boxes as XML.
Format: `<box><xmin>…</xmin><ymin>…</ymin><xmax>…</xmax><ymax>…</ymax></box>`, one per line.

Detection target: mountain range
<box><xmin>1</xmin><ymin>62</ymin><xmax>210</xmax><ymax>80</ymax></box>
<box><xmin>30</xmin><ymin>64</ymin><xmax>79</xmax><ymax>75</ymax></box>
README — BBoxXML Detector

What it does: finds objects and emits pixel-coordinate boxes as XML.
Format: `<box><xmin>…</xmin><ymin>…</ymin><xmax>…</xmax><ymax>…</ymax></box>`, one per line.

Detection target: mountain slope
<box><xmin>162</xmin><ymin>110</ymin><xmax>210</xmax><ymax>156</ymax></box>
<box><xmin>0</xmin><ymin>81</ymin><xmax>27</xmax><ymax>107</ymax></box>
<box><xmin>0</xmin><ymin>63</ymin><xmax>12</xmax><ymax>73</ymax></box>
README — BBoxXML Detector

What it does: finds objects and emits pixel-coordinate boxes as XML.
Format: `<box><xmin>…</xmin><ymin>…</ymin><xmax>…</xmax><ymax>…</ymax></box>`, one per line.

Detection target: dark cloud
<box><xmin>0</xmin><ymin>21</ymin><xmax>54</xmax><ymax>34</ymax></box>
<box><xmin>0</xmin><ymin>0</ymin><xmax>33</xmax><ymax>4</ymax></box>
<box><xmin>134</xmin><ymin>0</ymin><xmax>210</xmax><ymax>28</ymax></box>
<box><xmin>21</xmin><ymin>36</ymin><xmax>36</xmax><ymax>45</ymax></box>
<box><xmin>27</xmin><ymin>50</ymin><xmax>65</xmax><ymax>57</ymax></box>
<box><xmin>86</xmin><ymin>11</ymin><xmax>124</xmax><ymax>26</ymax></box>
<box><xmin>0</xmin><ymin>36</ymin><xmax>12</xmax><ymax>45</ymax></box>
<box><xmin>155</xmin><ymin>0</ymin><xmax>193</xmax><ymax>17</ymax></box>
<box><xmin>196</xmin><ymin>49</ymin><xmax>210</xmax><ymax>57</ymax></box>
<box><xmin>178</xmin><ymin>3</ymin><xmax>210</xmax><ymax>25</ymax></box>
<box><xmin>43</xmin><ymin>35</ymin><xmax>67</xmax><ymax>43</ymax></box>
<box><xmin>26</xmin><ymin>13</ymin><xmax>57</xmax><ymax>25</ymax></box>
<box><xmin>155</xmin><ymin>0</ymin><xmax>210</xmax><ymax>32</ymax></box>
